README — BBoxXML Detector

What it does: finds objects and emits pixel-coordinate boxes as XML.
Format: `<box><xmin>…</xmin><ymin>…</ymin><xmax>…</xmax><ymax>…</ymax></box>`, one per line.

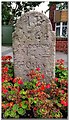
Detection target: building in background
<box><xmin>49</xmin><ymin>2</ymin><xmax>68</xmax><ymax>53</ymax></box>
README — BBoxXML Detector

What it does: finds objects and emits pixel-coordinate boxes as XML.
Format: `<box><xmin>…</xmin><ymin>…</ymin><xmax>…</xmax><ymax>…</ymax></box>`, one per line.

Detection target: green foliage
<box><xmin>47</xmin><ymin>2</ymin><xmax>68</xmax><ymax>12</ymax></box>
<box><xmin>9</xmin><ymin>90</ymin><xmax>16</xmax><ymax>95</ymax></box>
<box><xmin>2</xmin><ymin>1</ymin><xmax>42</xmax><ymax>25</ymax></box>
<box><xmin>36</xmin><ymin>109</ymin><xmax>42</xmax><ymax>117</ymax></box>
<box><xmin>18</xmin><ymin>108</ymin><xmax>26</xmax><ymax>115</ymax></box>
<box><xmin>2</xmin><ymin>57</ymin><xmax>68</xmax><ymax>118</ymax></box>
<box><xmin>24</xmin><ymin>79</ymin><xmax>37</xmax><ymax>90</ymax></box>
<box><xmin>4</xmin><ymin>109</ymin><xmax>10</xmax><ymax>118</ymax></box>
<box><xmin>12</xmin><ymin>104</ymin><xmax>19</xmax><ymax>111</ymax></box>
<box><xmin>52</xmin><ymin>111</ymin><xmax>62</xmax><ymax>118</ymax></box>
<box><xmin>10</xmin><ymin>110</ymin><xmax>16</xmax><ymax>117</ymax></box>
<box><xmin>20</xmin><ymin>89</ymin><xmax>27</xmax><ymax>95</ymax></box>
<box><xmin>14</xmin><ymin>83</ymin><xmax>19</xmax><ymax>87</ymax></box>
<box><xmin>55</xmin><ymin>64</ymin><xmax>68</xmax><ymax>80</ymax></box>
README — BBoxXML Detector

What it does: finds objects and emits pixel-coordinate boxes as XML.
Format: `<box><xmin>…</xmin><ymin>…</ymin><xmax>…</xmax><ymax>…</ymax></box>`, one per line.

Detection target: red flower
<box><xmin>61</xmin><ymin>90</ymin><xmax>65</xmax><ymax>94</ymax></box>
<box><xmin>64</xmin><ymin>102</ymin><xmax>68</xmax><ymax>106</ymax></box>
<box><xmin>40</xmin><ymin>85</ymin><xmax>45</xmax><ymax>91</ymax></box>
<box><xmin>54</xmin><ymin>77</ymin><xmax>58</xmax><ymax>82</ymax></box>
<box><xmin>3</xmin><ymin>67</ymin><xmax>8</xmax><ymax>72</ymax></box>
<box><xmin>34</xmin><ymin>107</ymin><xmax>37</xmax><ymax>111</ymax></box>
<box><xmin>36</xmin><ymin>88</ymin><xmax>40</xmax><ymax>92</ymax></box>
<box><xmin>57</xmin><ymin>59</ymin><xmax>64</xmax><ymax>65</ymax></box>
<box><xmin>37</xmin><ymin>77</ymin><xmax>41</xmax><ymax>81</ymax></box>
<box><xmin>2</xmin><ymin>88</ymin><xmax>8</xmax><ymax>94</ymax></box>
<box><xmin>30</xmin><ymin>90</ymin><xmax>35</xmax><ymax>94</ymax></box>
<box><xmin>13</xmin><ymin>78</ymin><xmax>17</xmax><ymax>83</ymax></box>
<box><xmin>7</xmin><ymin>56</ymin><xmax>12</xmax><ymax>60</ymax></box>
<box><xmin>61</xmin><ymin>100</ymin><xmax>68</xmax><ymax>106</ymax></box>
<box><xmin>17</xmin><ymin>87</ymin><xmax>20</xmax><ymax>92</ymax></box>
<box><xmin>27</xmin><ymin>95</ymin><xmax>30</xmax><ymax>98</ymax></box>
<box><xmin>7</xmin><ymin>86</ymin><xmax>12</xmax><ymax>89</ymax></box>
<box><xmin>2</xmin><ymin>62</ymin><xmax>6</xmax><ymax>65</ymax></box>
<box><xmin>2</xmin><ymin>78</ymin><xmax>5</xmax><ymax>82</ymax></box>
<box><xmin>6</xmin><ymin>103</ymin><xmax>10</xmax><ymax>107</ymax></box>
<box><xmin>2</xmin><ymin>104</ymin><xmax>7</xmax><ymax>109</ymax></box>
<box><xmin>34</xmin><ymin>97</ymin><xmax>37</xmax><ymax>100</ymax></box>
<box><xmin>66</xmin><ymin>83</ymin><xmax>68</xmax><ymax>87</ymax></box>
<box><xmin>10</xmin><ymin>77</ymin><xmax>13</xmax><ymax>81</ymax></box>
<box><xmin>2</xmin><ymin>56</ymin><xmax>12</xmax><ymax>61</ymax></box>
<box><xmin>36</xmin><ymin>81</ymin><xmax>41</xmax><ymax>87</ymax></box>
<box><xmin>41</xmin><ymin>74</ymin><xmax>45</xmax><ymax>79</ymax></box>
<box><xmin>46</xmin><ymin>84</ymin><xmax>50</xmax><ymax>89</ymax></box>
<box><xmin>18</xmin><ymin>79</ymin><xmax>23</xmax><ymax>84</ymax></box>
<box><xmin>36</xmin><ymin>67</ymin><xmax>40</xmax><ymax>71</ymax></box>
<box><xmin>60</xmin><ymin>59</ymin><xmax>64</xmax><ymax>65</ymax></box>
<box><xmin>9</xmin><ymin>102</ymin><xmax>14</xmax><ymax>107</ymax></box>
<box><xmin>2</xmin><ymin>56</ymin><xmax>6</xmax><ymax>61</ymax></box>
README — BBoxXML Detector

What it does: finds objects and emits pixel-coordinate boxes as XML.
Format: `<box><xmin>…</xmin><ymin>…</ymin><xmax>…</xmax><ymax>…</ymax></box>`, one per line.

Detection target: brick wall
<box><xmin>56</xmin><ymin>38</ymin><xmax>68</xmax><ymax>53</ymax></box>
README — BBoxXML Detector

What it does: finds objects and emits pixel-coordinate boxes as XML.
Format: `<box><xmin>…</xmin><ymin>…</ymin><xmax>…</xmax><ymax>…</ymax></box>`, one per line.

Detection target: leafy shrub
<box><xmin>55</xmin><ymin>59</ymin><xmax>68</xmax><ymax>80</ymax></box>
<box><xmin>2</xmin><ymin>56</ymin><xmax>68</xmax><ymax>118</ymax></box>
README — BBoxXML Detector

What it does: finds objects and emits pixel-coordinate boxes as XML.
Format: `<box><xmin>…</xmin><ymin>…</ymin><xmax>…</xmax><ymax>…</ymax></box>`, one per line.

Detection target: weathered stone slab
<box><xmin>12</xmin><ymin>11</ymin><xmax>56</xmax><ymax>82</ymax></box>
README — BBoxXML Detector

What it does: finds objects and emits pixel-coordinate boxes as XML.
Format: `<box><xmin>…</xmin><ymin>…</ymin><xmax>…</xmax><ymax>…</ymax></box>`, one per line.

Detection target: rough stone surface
<box><xmin>12</xmin><ymin>11</ymin><xmax>56</xmax><ymax>82</ymax></box>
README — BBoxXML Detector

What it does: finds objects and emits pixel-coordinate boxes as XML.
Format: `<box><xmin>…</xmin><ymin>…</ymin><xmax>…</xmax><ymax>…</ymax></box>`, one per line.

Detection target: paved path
<box><xmin>2</xmin><ymin>46</ymin><xmax>68</xmax><ymax>67</ymax></box>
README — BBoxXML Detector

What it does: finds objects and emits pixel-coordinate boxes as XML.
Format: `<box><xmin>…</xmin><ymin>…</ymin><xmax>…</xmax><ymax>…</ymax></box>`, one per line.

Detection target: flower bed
<box><xmin>2</xmin><ymin>56</ymin><xmax>68</xmax><ymax>118</ymax></box>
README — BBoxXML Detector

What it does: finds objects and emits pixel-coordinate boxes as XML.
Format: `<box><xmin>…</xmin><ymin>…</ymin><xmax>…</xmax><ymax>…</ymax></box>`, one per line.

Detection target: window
<box><xmin>56</xmin><ymin>22</ymin><xmax>60</xmax><ymax>36</ymax></box>
<box><xmin>62</xmin><ymin>22</ymin><xmax>67</xmax><ymax>37</ymax></box>
<box><xmin>56</xmin><ymin>22</ymin><xmax>68</xmax><ymax>38</ymax></box>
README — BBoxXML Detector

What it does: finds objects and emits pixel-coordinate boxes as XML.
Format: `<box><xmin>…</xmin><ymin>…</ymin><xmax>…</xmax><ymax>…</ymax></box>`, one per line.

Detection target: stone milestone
<box><xmin>12</xmin><ymin>11</ymin><xmax>56</xmax><ymax>82</ymax></box>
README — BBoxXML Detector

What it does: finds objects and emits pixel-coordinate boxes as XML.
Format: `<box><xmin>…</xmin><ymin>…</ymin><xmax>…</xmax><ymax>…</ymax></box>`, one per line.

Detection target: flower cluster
<box><xmin>2</xmin><ymin>56</ymin><xmax>12</xmax><ymax>61</ymax></box>
<box><xmin>56</xmin><ymin>59</ymin><xmax>64</xmax><ymax>65</ymax></box>
<box><xmin>55</xmin><ymin>59</ymin><xmax>68</xmax><ymax>80</ymax></box>
<box><xmin>2</xmin><ymin>56</ymin><xmax>68</xmax><ymax>118</ymax></box>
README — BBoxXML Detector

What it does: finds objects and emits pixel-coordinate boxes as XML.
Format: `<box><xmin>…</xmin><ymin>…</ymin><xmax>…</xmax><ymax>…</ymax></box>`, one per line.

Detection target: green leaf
<box><xmin>32</xmin><ymin>84</ymin><xmax>36</xmax><ymax>88</ymax></box>
<box><xmin>57</xmin><ymin>112</ymin><xmax>61</xmax><ymax>117</ymax></box>
<box><xmin>21</xmin><ymin>101</ymin><xmax>28</xmax><ymax>109</ymax></box>
<box><xmin>9</xmin><ymin>73</ymin><xmax>13</xmax><ymax>77</ymax></box>
<box><xmin>4</xmin><ymin>109</ymin><xmax>10</xmax><ymax>118</ymax></box>
<box><xmin>14</xmin><ymin>83</ymin><xmax>19</xmax><ymax>87</ymax></box>
<box><xmin>36</xmin><ymin>109</ymin><xmax>42</xmax><ymax>117</ymax></box>
<box><xmin>22</xmin><ymin>96</ymin><xmax>26</xmax><ymax>99</ymax></box>
<box><xmin>28</xmin><ymin>97</ymin><xmax>34</xmax><ymax>104</ymax></box>
<box><xmin>33</xmin><ymin>100</ymin><xmax>37</xmax><ymax>104</ymax></box>
<box><xmin>18</xmin><ymin>108</ymin><xmax>26</xmax><ymax>115</ymax></box>
<box><xmin>57</xmin><ymin>103</ymin><xmax>62</xmax><ymax>107</ymax></box>
<box><xmin>22</xmin><ymin>104</ymin><xmax>28</xmax><ymax>109</ymax></box>
<box><xmin>9</xmin><ymin>90</ymin><xmax>16</xmax><ymax>95</ymax></box>
<box><xmin>12</xmin><ymin>104</ymin><xmax>19</xmax><ymax>111</ymax></box>
<box><xmin>15</xmin><ymin>115</ymin><xmax>19</xmax><ymax>118</ymax></box>
<box><xmin>62</xmin><ymin>72</ymin><xmax>67</xmax><ymax>76</ymax></box>
<box><xmin>33</xmin><ymin>79</ymin><xmax>37</xmax><ymax>83</ymax></box>
<box><xmin>2</xmin><ymin>93</ymin><xmax>6</xmax><ymax>97</ymax></box>
<box><xmin>52</xmin><ymin>112</ymin><xmax>55</xmax><ymax>117</ymax></box>
<box><xmin>8</xmin><ymin>69</ymin><xmax>13</xmax><ymax>72</ymax></box>
<box><xmin>7</xmin><ymin>82</ymin><xmax>13</xmax><ymax>86</ymax></box>
<box><xmin>20</xmin><ymin>89</ymin><xmax>27</xmax><ymax>95</ymax></box>
<box><xmin>55</xmin><ymin>100</ymin><xmax>59</xmax><ymax>104</ymax></box>
<box><xmin>24</xmin><ymin>81</ymin><xmax>28</xmax><ymax>86</ymax></box>
<box><xmin>10</xmin><ymin>110</ymin><xmax>16</xmax><ymax>117</ymax></box>
<box><xmin>39</xmin><ymin>101</ymin><xmax>43</xmax><ymax>104</ymax></box>
<box><xmin>8</xmin><ymin>95</ymin><xmax>12</xmax><ymax>99</ymax></box>
<box><xmin>42</xmin><ymin>109</ymin><xmax>45</xmax><ymax>112</ymax></box>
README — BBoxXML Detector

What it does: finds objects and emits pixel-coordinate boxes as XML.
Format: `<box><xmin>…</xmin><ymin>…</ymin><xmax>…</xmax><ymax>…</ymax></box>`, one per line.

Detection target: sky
<box><xmin>35</xmin><ymin>1</ymin><xmax>49</xmax><ymax>18</ymax></box>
